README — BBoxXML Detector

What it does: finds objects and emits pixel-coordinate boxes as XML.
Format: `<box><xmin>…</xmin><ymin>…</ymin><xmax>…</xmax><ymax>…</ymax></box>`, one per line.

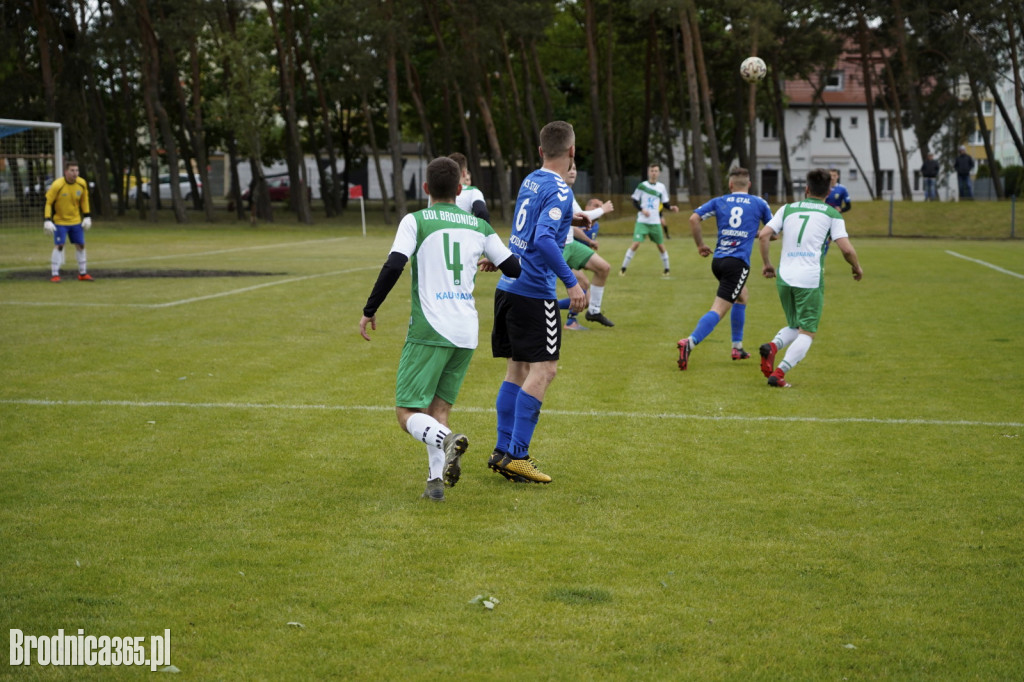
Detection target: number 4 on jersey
<box><xmin>444</xmin><ymin>233</ymin><xmax>463</xmax><ymax>285</ymax></box>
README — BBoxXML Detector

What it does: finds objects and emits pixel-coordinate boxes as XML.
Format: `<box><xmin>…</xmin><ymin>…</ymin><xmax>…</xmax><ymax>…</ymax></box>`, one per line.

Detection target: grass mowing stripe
<box><xmin>946</xmin><ymin>249</ymin><xmax>1024</xmax><ymax>279</ymax></box>
<box><xmin>0</xmin><ymin>236</ymin><xmax>351</xmax><ymax>273</ymax></box>
<box><xmin>3</xmin><ymin>398</ymin><xmax>1020</xmax><ymax>428</ymax></box>
<box><xmin>0</xmin><ymin>266</ymin><xmax>379</xmax><ymax>307</ymax></box>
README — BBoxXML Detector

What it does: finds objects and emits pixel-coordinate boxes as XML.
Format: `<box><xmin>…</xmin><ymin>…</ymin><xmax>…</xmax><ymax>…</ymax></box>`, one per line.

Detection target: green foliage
<box><xmin>1</xmin><ymin>222</ymin><xmax>1022</xmax><ymax>677</ymax></box>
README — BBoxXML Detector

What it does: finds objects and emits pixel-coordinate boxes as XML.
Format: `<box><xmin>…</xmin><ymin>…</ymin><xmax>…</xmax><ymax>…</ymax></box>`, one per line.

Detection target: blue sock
<box><xmin>509</xmin><ymin>391</ymin><xmax>542</xmax><ymax>458</ymax></box>
<box><xmin>690</xmin><ymin>310</ymin><xmax>721</xmax><ymax>345</ymax></box>
<box><xmin>495</xmin><ymin>381</ymin><xmax>521</xmax><ymax>454</ymax></box>
<box><xmin>558</xmin><ymin>298</ymin><xmax>570</xmax><ymax>310</ymax></box>
<box><xmin>731</xmin><ymin>304</ymin><xmax>746</xmax><ymax>344</ymax></box>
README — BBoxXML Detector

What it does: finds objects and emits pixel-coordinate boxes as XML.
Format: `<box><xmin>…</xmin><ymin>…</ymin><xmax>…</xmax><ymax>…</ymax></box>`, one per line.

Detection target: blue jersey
<box><xmin>826</xmin><ymin>183</ymin><xmax>851</xmax><ymax>212</ymax></box>
<box><xmin>583</xmin><ymin>220</ymin><xmax>599</xmax><ymax>241</ymax></box>
<box><xmin>692</xmin><ymin>192</ymin><xmax>773</xmax><ymax>264</ymax></box>
<box><xmin>497</xmin><ymin>168</ymin><xmax>577</xmax><ymax>299</ymax></box>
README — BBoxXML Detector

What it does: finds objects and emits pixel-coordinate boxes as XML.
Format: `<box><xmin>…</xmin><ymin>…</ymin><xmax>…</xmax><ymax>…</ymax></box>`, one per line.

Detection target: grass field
<box><xmin>2</xmin><ymin>214</ymin><xmax>1022</xmax><ymax>679</ymax></box>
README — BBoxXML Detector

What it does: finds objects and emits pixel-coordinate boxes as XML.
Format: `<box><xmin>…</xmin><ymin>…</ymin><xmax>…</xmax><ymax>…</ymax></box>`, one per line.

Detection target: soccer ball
<box><xmin>740</xmin><ymin>56</ymin><xmax>767</xmax><ymax>83</ymax></box>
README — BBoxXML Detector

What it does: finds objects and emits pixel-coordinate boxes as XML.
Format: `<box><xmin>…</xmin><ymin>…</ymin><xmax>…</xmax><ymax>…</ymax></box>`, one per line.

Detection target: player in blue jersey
<box><xmin>489</xmin><ymin>121</ymin><xmax>587</xmax><ymax>484</ymax></box>
<box><xmin>677</xmin><ymin>167</ymin><xmax>773</xmax><ymax>370</ymax></box>
<box><xmin>825</xmin><ymin>169</ymin><xmax>851</xmax><ymax>213</ymax></box>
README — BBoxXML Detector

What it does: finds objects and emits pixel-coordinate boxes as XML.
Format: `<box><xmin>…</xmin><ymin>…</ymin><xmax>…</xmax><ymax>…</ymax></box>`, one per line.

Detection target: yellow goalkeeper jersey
<box><xmin>44</xmin><ymin>177</ymin><xmax>91</xmax><ymax>226</ymax></box>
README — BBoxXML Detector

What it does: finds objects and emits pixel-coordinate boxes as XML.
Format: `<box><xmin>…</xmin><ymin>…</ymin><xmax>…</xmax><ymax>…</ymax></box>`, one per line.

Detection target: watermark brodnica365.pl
<box><xmin>10</xmin><ymin>629</ymin><xmax>171</xmax><ymax>670</ymax></box>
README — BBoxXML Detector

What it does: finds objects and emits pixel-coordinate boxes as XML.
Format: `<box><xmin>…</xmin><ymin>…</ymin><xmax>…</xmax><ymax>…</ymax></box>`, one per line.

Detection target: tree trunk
<box><xmin>363</xmin><ymin>95</ymin><xmax>391</xmax><ymax>224</ymax></box>
<box><xmin>767</xmin><ymin>55</ymin><xmax>794</xmax><ymax>202</ymax></box>
<box><xmin>501</xmin><ymin>31</ymin><xmax>536</xmax><ymax>170</ymax></box>
<box><xmin>688</xmin><ymin>2</ymin><xmax>722</xmax><ymax>194</ymax></box>
<box><xmin>386</xmin><ymin>26</ymin><xmax>407</xmax><ymax>217</ymax></box>
<box><xmin>969</xmin><ymin>75</ymin><xmax>1003</xmax><ymax>198</ymax></box>
<box><xmin>265</xmin><ymin>0</ymin><xmax>312</xmax><ymax>223</ymax></box>
<box><xmin>584</xmin><ymin>0</ymin><xmax>609</xmax><ymax>193</ymax></box>
<box><xmin>857</xmin><ymin>12</ymin><xmax>882</xmax><ymax>199</ymax></box>
<box><xmin>678</xmin><ymin>7</ymin><xmax>705</xmax><ymax>200</ymax></box>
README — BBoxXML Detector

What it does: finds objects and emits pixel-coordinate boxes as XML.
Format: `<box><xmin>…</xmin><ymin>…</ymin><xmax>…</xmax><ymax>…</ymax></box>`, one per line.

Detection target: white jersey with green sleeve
<box><xmin>632</xmin><ymin>180</ymin><xmax>669</xmax><ymax>224</ymax></box>
<box><xmin>455</xmin><ymin>185</ymin><xmax>485</xmax><ymax>214</ymax></box>
<box><xmin>389</xmin><ymin>204</ymin><xmax>512</xmax><ymax>349</ymax></box>
<box><xmin>765</xmin><ymin>198</ymin><xmax>847</xmax><ymax>288</ymax></box>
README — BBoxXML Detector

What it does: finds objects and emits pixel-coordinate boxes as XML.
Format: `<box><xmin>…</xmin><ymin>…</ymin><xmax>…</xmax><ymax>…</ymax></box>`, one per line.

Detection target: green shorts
<box><xmin>632</xmin><ymin>222</ymin><xmax>664</xmax><ymax>245</ymax></box>
<box><xmin>394</xmin><ymin>341</ymin><xmax>474</xmax><ymax>409</ymax></box>
<box><xmin>776</xmin><ymin>279</ymin><xmax>825</xmax><ymax>333</ymax></box>
<box><xmin>562</xmin><ymin>241</ymin><xmax>595</xmax><ymax>270</ymax></box>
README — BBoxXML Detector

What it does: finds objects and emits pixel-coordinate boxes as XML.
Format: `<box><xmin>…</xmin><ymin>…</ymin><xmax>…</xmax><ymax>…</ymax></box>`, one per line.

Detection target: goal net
<box><xmin>0</xmin><ymin>118</ymin><xmax>62</xmax><ymax>233</ymax></box>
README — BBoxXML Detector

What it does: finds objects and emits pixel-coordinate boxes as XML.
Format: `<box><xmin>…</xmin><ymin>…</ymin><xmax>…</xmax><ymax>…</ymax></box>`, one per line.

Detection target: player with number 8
<box><xmin>676</xmin><ymin>167</ymin><xmax>773</xmax><ymax>370</ymax></box>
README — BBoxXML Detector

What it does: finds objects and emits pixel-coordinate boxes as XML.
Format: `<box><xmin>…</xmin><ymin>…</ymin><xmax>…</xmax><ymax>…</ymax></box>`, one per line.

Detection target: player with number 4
<box><xmin>677</xmin><ymin>167</ymin><xmax>773</xmax><ymax>370</ymax></box>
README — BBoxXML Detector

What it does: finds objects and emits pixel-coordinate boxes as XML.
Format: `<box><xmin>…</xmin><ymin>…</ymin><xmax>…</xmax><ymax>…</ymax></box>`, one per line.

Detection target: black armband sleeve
<box><xmin>632</xmin><ymin>198</ymin><xmax>643</xmax><ymax>211</ymax></box>
<box><xmin>471</xmin><ymin>200</ymin><xmax>490</xmax><ymax>223</ymax></box>
<box><xmin>497</xmin><ymin>255</ymin><xmax>522</xmax><ymax>279</ymax></box>
<box><xmin>362</xmin><ymin>251</ymin><xmax>408</xmax><ymax>317</ymax></box>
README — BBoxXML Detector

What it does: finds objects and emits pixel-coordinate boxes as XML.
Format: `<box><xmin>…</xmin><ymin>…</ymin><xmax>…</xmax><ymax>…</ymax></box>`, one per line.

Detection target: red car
<box><xmin>242</xmin><ymin>175</ymin><xmax>310</xmax><ymax>202</ymax></box>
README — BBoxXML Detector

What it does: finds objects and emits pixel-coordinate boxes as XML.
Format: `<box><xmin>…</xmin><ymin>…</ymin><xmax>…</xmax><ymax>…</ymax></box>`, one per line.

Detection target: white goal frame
<box><xmin>0</xmin><ymin>118</ymin><xmax>62</xmax><ymax>231</ymax></box>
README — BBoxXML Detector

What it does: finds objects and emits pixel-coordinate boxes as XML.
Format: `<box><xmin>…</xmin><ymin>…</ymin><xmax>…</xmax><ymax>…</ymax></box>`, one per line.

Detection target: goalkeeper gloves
<box><xmin>44</xmin><ymin>220</ymin><xmax>56</xmax><ymax>234</ymax></box>
<box><xmin>82</xmin><ymin>217</ymin><xmax>92</xmax><ymax>229</ymax></box>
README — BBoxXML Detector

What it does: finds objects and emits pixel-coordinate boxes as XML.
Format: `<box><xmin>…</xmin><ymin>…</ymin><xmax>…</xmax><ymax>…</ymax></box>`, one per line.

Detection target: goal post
<box><xmin>0</xmin><ymin>118</ymin><xmax>62</xmax><ymax>233</ymax></box>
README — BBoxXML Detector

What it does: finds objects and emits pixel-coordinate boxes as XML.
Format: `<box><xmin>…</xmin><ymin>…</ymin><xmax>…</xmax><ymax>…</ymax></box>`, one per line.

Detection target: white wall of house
<box><xmin>229</xmin><ymin>154</ymin><xmax>430</xmax><ymax>201</ymax></box>
<box><xmin>755</xmin><ymin>107</ymin><xmax>960</xmax><ymax>203</ymax></box>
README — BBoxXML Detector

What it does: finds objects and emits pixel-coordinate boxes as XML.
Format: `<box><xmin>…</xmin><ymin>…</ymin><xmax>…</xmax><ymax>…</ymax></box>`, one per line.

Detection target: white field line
<box><xmin>0</xmin><ymin>236</ymin><xmax>351</xmax><ymax>273</ymax></box>
<box><xmin>0</xmin><ymin>266</ymin><xmax>379</xmax><ymax>308</ymax></box>
<box><xmin>946</xmin><ymin>250</ymin><xmax>1024</xmax><ymax>279</ymax></box>
<box><xmin>2</xmin><ymin>398</ymin><xmax>1021</xmax><ymax>429</ymax></box>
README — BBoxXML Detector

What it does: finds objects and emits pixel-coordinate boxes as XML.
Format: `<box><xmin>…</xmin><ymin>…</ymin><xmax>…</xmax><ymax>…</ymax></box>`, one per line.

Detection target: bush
<box><xmin>1001</xmin><ymin>165</ymin><xmax>1024</xmax><ymax>197</ymax></box>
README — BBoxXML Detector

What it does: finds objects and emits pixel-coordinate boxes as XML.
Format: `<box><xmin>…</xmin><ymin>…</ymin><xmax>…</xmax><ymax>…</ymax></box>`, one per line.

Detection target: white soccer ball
<box><xmin>740</xmin><ymin>56</ymin><xmax>767</xmax><ymax>83</ymax></box>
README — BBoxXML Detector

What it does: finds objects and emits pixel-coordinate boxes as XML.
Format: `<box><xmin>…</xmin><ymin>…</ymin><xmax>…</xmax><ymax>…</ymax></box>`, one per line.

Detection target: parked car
<box><xmin>128</xmin><ymin>174</ymin><xmax>201</xmax><ymax>201</ymax></box>
<box><xmin>241</xmin><ymin>175</ymin><xmax>310</xmax><ymax>203</ymax></box>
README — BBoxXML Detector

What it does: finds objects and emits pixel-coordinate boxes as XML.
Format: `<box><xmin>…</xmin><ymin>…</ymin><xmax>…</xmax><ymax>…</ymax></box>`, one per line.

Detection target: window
<box><xmin>878</xmin><ymin>117</ymin><xmax>892</xmax><ymax>139</ymax></box>
<box><xmin>877</xmin><ymin>170</ymin><xmax>894</xmax><ymax>193</ymax></box>
<box><xmin>913</xmin><ymin>170</ymin><xmax>921</xmax><ymax>191</ymax></box>
<box><xmin>982</xmin><ymin>100</ymin><xmax>993</xmax><ymax>116</ymax></box>
<box><xmin>825</xmin><ymin>71</ymin><xmax>845</xmax><ymax>91</ymax></box>
<box><xmin>762</xmin><ymin>121</ymin><xmax>777</xmax><ymax>139</ymax></box>
<box><xmin>849</xmin><ymin>116</ymin><xmax>859</xmax><ymax>128</ymax></box>
<box><xmin>969</xmin><ymin>128</ymin><xmax>988</xmax><ymax>146</ymax></box>
<box><xmin>825</xmin><ymin>117</ymin><xmax>841</xmax><ymax>140</ymax></box>
<box><xmin>849</xmin><ymin>169</ymin><xmax>858</xmax><ymax>182</ymax></box>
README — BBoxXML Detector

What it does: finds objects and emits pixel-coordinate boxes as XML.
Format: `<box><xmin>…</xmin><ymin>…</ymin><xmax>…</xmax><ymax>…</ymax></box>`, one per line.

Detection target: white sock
<box><xmin>404</xmin><ymin>412</ymin><xmax>449</xmax><ymax>450</ymax></box>
<box><xmin>588</xmin><ymin>285</ymin><xmax>605</xmax><ymax>313</ymax></box>
<box><xmin>773</xmin><ymin>326</ymin><xmax>800</xmax><ymax>351</ymax></box>
<box><xmin>426</xmin><ymin>444</ymin><xmax>444</xmax><ymax>481</ymax></box>
<box><xmin>76</xmin><ymin>249</ymin><xmax>87</xmax><ymax>275</ymax></box>
<box><xmin>621</xmin><ymin>250</ymin><xmax>635</xmax><ymax>269</ymax></box>
<box><xmin>778</xmin><ymin>334</ymin><xmax>812</xmax><ymax>373</ymax></box>
<box><xmin>51</xmin><ymin>248</ymin><xmax>62</xmax><ymax>276</ymax></box>
<box><xmin>733</xmin><ymin>341</ymin><xmax>744</xmax><ymax>350</ymax></box>
<box><xmin>660</xmin><ymin>251</ymin><xmax>670</xmax><ymax>270</ymax></box>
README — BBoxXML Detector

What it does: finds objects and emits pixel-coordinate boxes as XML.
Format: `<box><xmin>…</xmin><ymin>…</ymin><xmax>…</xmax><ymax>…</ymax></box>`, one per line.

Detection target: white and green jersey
<box><xmin>455</xmin><ymin>184</ymin><xmax>485</xmax><ymax>214</ymax></box>
<box><xmin>631</xmin><ymin>180</ymin><xmax>669</xmax><ymax>224</ymax></box>
<box><xmin>389</xmin><ymin>203</ymin><xmax>512</xmax><ymax>349</ymax></box>
<box><xmin>765</xmin><ymin>198</ymin><xmax>848</xmax><ymax>288</ymax></box>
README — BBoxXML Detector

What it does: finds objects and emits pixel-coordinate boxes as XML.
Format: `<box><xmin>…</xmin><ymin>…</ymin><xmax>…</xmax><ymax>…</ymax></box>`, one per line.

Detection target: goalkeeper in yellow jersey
<box><xmin>44</xmin><ymin>161</ymin><xmax>94</xmax><ymax>282</ymax></box>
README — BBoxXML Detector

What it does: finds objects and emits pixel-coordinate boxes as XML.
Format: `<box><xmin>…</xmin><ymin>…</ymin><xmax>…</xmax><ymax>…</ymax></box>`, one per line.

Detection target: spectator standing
<box><xmin>954</xmin><ymin>146</ymin><xmax>974</xmax><ymax>200</ymax></box>
<box><xmin>921</xmin><ymin>153</ymin><xmax>940</xmax><ymax>201</ymax></box>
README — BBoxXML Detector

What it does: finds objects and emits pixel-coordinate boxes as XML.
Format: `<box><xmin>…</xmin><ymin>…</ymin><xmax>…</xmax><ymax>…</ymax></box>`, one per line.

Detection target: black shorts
<box><xmin>711</xmin><ymin>257</ymin><xmax>751</xmax><ymax>303</ymax></box>
<box><xmin>492</xmin><ymin>289</ymin><xmax>561</xmax><ymax>362</ymax></box>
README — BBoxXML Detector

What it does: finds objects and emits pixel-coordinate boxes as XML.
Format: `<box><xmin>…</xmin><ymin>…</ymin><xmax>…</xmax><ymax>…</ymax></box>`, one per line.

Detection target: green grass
<box><xmin>1</xmin><ymin>217</ymin><xmax>1022</xmax><ymax>679</ymax></box>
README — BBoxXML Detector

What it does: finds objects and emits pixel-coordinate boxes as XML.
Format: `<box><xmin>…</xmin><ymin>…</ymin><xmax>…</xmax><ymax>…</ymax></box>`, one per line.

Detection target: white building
<box><xmin>756</xmin><ymin>44</ymin><xmax>1022</xmax><ymax>202</ymax></box>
